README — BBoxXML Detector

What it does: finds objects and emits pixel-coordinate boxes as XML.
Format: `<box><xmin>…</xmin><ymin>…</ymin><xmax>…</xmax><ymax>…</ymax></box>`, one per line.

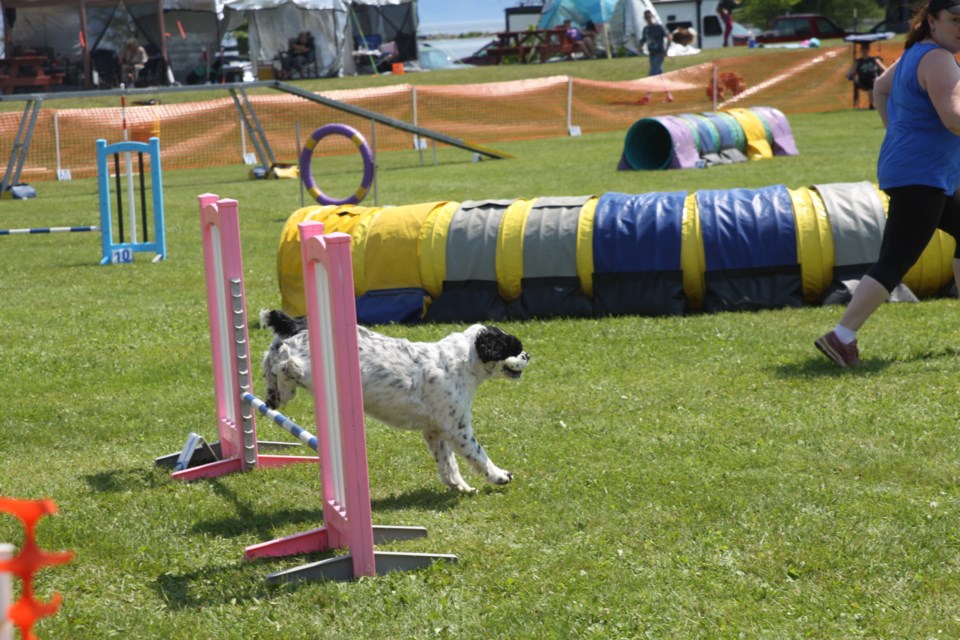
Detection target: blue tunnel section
<box><xmin>592</xmin><ymin>191</ymin><xmax>687</xmax><ymax>316</ymax></box>
<box><xmin>698</xmin><ymin>186</ymin><xmax>803</xmax><ymax>312</ymax></box>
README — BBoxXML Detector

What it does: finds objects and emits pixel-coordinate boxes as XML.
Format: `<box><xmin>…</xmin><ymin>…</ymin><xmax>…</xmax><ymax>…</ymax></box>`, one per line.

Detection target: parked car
<box><xmin>460</xmin><ymin>40</ymin><xmax>499</xmax><ymax>66</ymax></box>
<box><xmin>733</xmin><ymin>14</ymin><xmax>848</xmax><ymax>46</ymax></box>
<box><xmin>406</xmin><ymin>41</ymin><xmax>474</xmax><ymax>72</ymax></box>
<box><xmin>867</xmin><ymin>19</ymin><xmax>909</xmax><ymax>34</ymax></box>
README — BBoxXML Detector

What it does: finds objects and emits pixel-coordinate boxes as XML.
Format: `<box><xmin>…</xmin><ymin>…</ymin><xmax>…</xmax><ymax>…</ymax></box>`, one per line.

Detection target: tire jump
<box><xmin>299</xmin><ymin>124</ymin><xmax>375</xmax><ymax>206</ymax></box>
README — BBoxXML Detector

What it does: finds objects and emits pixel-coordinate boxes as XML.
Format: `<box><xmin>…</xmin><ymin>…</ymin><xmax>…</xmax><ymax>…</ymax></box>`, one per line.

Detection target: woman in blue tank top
<box><xmin>815</xmin><ymin>0</ymin><xmax>960</xmax><ymax>368</ymax></box>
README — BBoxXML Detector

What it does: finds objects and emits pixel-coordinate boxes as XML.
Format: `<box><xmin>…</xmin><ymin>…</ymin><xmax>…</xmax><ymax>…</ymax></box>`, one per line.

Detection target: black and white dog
<box><xmin>260</xmin><ymin>310</ymin><xmax>530</xmax><ymax>493</ymax></box>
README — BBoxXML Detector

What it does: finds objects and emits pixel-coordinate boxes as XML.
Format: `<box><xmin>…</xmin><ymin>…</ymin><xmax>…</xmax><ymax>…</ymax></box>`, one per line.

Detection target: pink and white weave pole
<box><xmin>171</xmin><ymin>194</ymin><xmax>315</xmax><ymax>481</ymax></box>
<box><xmin>245</xmin><ymin>222</ymin><xmax>457</xmax><ymax>583</ymax></box>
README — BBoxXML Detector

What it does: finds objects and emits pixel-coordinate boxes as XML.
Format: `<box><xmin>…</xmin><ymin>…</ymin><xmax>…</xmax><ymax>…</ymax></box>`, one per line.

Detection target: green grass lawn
<box><xmin>4</xmin><ymin>106</ymin><xmax>960</xmax><ymax>639</ymax></box>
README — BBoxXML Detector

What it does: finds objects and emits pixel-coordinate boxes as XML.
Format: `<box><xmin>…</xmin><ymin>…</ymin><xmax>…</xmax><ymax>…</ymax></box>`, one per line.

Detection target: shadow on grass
<box><xmin>83</xmin><ymin>468</ymin><xmax>168</xmax><ymax>493</ymax></box>
<box><xmin>191</xmin><ymin>480</ymin><xmax>325</xmax><ymax>540</ymax></box>
<box><xmin>775</xmin><ymin>346</ymin><xmax>960</xmax><ymax>378</ymax></box>
<box><xmin>190</xmin><ymin>482</ymin><xmax>461</xmax><ymax>538</ymax></box>
<box><xmin>151</xmin><ymin>557</ymin><xmax>340</xmax><ymax>610</ymax></box>
<box><xmin>371</xmin><ymin>486</ymin><xmax>463</xmax><ymax>512</ymax></box>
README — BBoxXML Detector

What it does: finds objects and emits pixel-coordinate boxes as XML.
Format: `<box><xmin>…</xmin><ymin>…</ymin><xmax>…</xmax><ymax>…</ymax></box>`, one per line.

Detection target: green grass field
<box><xmin>4</xmin><ymin>92</ymin><xmax>960</xmax><ymax>639</ymax></box>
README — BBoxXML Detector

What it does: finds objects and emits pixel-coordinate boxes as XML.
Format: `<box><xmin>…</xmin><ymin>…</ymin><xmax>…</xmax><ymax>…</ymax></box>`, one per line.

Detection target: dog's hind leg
<box><xmin>423</xmin><ymin>430</ymin><xmax>475</xmax><ymax>493</ymax></box>
<box><xmin>446</xmin><ymin>420</ymin><xmax>513</xmax><ymax>487</ymax></box>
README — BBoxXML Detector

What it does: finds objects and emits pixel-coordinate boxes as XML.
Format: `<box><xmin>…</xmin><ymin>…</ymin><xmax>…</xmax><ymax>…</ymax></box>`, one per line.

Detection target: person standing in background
<box><xmin>639</xmin><ymin>10</ymin><xmax>673</xmax><ymax>104</ymax></box>
<box><xmin>846</xmin><ymin>41</ymin><xmax>888</xmax><ymax>109</ymax></box>
<box><xmin>717</xmin><ymin>0</ymin><xmax>740</xmax><ymax>47</ymax></box>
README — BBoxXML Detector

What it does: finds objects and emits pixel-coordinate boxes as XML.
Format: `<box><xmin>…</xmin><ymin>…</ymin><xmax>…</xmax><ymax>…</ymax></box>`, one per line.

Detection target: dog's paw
<box><xmin>445</xmin><ymin>479</ymin><xmax>477</xmax><ymax>493</ymax></box>
<box><xmin>488</xmin><ymin>469</ymin><xmax>513</xmax><ymax>485</ymax></box>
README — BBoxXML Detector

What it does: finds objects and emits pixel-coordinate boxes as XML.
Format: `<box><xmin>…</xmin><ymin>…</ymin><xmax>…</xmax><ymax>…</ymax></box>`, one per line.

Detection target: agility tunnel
<box><xmin>275</xmin><ymin>181</ymin><xmax>956</xmax><ymax>324</ymax></box>
<box><xmin>618</xmin><ymin>106</ymin><xmax>799</xmax><ymax>171</ymax></box>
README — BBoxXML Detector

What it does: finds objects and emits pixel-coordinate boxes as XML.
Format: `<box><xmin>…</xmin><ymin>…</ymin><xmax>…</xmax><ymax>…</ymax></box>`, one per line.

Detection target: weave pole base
<box><xmin>265</xmin><ymin>551</ymin><xmax>459</xmax><ymax>584</ymax></box>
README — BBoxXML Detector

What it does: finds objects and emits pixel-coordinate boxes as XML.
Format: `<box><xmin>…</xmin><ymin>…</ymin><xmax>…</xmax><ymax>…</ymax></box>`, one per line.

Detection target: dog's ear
<box><xmin>475</xmin><ymin>326</ymin><xmax>524</xmax><ymax>363</ymax></box>
<box><xmin>260</xmin><ymin>309</ymin><xmax>307</xmax><ymax>339</ymax></box>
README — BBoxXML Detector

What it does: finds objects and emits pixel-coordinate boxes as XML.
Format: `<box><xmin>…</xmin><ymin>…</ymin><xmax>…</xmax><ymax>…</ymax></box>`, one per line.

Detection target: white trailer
<box><xmin>652</xmin><ymin>0</ymin><xmax>751</xmax><ymax>49</ymax></box>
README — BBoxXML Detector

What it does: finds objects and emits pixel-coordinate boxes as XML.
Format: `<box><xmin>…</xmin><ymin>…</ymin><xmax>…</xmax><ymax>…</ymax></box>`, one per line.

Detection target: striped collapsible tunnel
<box><xmin>620</xmin><ymin>106</ymin><xmax>795</xmax><ymax>171</ymax></box>
<box><xmin>274</xmin><ymin>182</ymin><xmax>960</xmax><ymax>325</ymax></box>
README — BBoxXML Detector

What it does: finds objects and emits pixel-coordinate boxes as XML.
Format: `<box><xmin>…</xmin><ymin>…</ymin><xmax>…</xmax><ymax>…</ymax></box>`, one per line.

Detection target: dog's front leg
<box><xmin>447</xmin><ymin>418</ymin><xmax>513</xmax><ymax>487</ymax></box>
<box><xmin>422</xmin><ymin>430</ymin><xmax>475</xmax><ymax>493</ymax></box>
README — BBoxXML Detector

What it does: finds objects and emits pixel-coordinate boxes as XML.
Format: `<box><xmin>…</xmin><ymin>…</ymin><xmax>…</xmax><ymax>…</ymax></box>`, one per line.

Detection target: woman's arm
<box><xmin>919</xmin><ymin>48</ymin><xmax>960</xmax><ymax>136</ymax></box>
<box><xmin>873</xmin><ymin>58</ymin><xmax>896</xmax><ymax>127</ymax></box>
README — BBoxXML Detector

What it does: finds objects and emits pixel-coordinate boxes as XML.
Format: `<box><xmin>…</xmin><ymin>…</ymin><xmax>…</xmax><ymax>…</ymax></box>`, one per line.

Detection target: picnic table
<box><xmin>0</xmin><ymin>56</ymin><xmax>64</xmax><ymax>94</ymax></box>
<box><xmin>485</xmin><ymin>29</ymin><xmax>575</xmax><ymax>65</ymax></box>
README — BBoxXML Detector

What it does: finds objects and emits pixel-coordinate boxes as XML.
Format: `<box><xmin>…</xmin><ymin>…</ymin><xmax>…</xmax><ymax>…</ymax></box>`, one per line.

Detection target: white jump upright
<box><xmin>163</xmin><ymin>194</ymin><xmax>317</xmax><ymax>480</ymax></box>
<box><xmin>243</xmin><ymin>221</ymin><xmax>457</xmax><ymax>583</ymax></box>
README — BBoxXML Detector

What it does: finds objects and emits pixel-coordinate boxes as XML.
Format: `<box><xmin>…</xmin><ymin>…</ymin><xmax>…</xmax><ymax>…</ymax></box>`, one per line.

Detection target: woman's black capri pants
<box><xmin>867</xmin><ymin>185</ymin><xmax>960</xmax><ymax>292</ymax></box>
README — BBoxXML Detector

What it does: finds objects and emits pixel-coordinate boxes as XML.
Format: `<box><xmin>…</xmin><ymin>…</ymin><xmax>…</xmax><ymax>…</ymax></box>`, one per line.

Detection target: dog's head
<box><xmin>261</xmin><ymin>337</ymin><xmax>309</xmax><ymax>409</ymax></box>
<box><xmin>472</xmin><ymin>325</ymin><xmax>530</xmax><ymax>380</ymax></box>
<box><xmin>260</xmin><ymin>310</ymin><xmax>312</xmax><ymax>409</ymax></box>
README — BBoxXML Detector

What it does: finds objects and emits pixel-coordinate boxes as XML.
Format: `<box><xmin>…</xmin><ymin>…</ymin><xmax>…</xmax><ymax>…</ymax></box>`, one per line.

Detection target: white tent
<box><xmin>0</xmin><ymin>0</ymin><xmax>229</xmax><ymax>85</ymax></box>
<box><xmin>224</xmin><ymin>0</ymin><xmax>417</xmax><ymax>78</ymax></box>
<box><xmin>537</xmin><ymin>0</ymin><xmax>659</xmax><ymax>55</ymax></box>
<box><xmin>223</xmin><ymin>0</ymin><xmax>349</xmax><ymax>78</ymax></box>
<box><xmin>0</xmin><ymin>0</ymin><xmax>416</xmax><ymax>85</ymax></box>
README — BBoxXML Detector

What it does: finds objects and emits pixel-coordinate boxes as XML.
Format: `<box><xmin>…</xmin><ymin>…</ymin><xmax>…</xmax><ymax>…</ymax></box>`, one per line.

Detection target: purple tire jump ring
<box><xmin>299</xmin><ymin>124</ymin><xmax>375</xmax><ymax>205</ymax></box>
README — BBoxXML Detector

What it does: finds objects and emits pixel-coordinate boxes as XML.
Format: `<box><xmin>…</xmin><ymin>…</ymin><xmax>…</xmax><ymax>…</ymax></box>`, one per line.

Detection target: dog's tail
<box><xmin>259</xmin><ymin>309</ymin><xmax>308</xmax><ymax>339</ymax></box>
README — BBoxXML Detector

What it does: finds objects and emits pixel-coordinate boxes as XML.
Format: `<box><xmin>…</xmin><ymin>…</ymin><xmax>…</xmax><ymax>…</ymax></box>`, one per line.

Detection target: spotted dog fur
<box><xmin>260</xmin><ymin>310</ymin><xmax>530</xmax><ymax>493</ymax></box>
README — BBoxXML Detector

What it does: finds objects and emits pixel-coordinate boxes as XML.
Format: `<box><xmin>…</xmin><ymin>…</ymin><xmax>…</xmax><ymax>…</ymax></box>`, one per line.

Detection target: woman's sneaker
<box><xmin>815</xmin><ymin>331</ymin><xmax>861</xmax><ymax>368</ymax></box>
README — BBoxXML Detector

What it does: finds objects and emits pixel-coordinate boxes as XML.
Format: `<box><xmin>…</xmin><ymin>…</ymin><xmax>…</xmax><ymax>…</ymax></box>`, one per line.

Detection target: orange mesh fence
<box><xmin>0</xmin><ymin>43</ymin><xmax>905</xmax><ymax>183</ymax></box>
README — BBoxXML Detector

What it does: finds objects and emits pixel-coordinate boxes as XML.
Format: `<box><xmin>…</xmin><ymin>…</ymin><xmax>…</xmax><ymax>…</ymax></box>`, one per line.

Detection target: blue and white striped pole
<box><xmin>0</xmin><ymin>225</ymin><xmax>100</xmax><ymax>235</ymax></box>
<box><xmin>242</xmin><ymin>392</ymin><xmax>318</xmax><ymax>452</ymax></box>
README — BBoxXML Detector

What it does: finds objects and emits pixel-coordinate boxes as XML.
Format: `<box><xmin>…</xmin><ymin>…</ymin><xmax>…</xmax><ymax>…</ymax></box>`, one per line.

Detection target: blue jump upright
<box><xmin>96</xmin><ymin>137</ymin><xmax>166</xmax><ymax>265</ymax></box>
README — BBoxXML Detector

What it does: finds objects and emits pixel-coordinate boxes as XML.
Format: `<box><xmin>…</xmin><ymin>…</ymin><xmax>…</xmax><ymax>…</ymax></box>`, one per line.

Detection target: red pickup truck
<box><xmin>734</xmin><ymin>14</ymin><xmax>849</xmax><ymax>46</ymax></box>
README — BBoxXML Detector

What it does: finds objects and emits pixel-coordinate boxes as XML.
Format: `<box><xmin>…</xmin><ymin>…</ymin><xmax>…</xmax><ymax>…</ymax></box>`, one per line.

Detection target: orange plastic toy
<box><xmin>0</xmin><ymin>498</ymin><xmax>73</xmax><ymax>640</ymax></box>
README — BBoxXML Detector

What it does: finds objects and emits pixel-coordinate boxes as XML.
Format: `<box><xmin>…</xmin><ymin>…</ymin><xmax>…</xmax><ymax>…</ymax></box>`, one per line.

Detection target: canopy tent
<box><xmin>347</xmin><ymin>0</ymin><xmax>418</xmax><ymax>69</ymax></box>
<box><xmin>223</xmin><ymin>0</ymin><xmax>350</xmax><ymax>79</ymax></box>
<box><xmin>537</xmin><ymin>0</ymin><xmax>658</xmax><ymax>55</ymax></box>
<box><xmin>0</xmin><ymin>0</ymin><xmax>227</xmax><ymax>86</ymax></box>
<box><xmin>222</xmin><ymin>0</ymin><xmax>417</xmax><ymax>79</ymax></box>
<box><xmin>0</xmin><ymin>0</ymin><xmax>416</xmax><ymax>85</ymax></box>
